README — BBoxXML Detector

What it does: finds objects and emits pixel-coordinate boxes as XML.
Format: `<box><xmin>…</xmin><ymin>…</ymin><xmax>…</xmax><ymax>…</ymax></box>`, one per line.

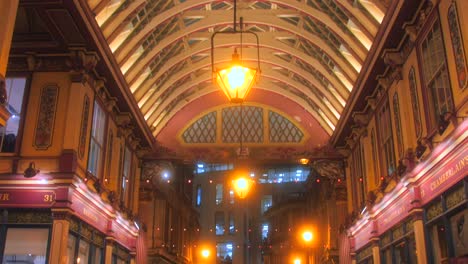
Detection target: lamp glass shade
<box><xmin>215</xmin><ymin>65</ymin><xmax>257</xmax><ymax>103</ymax></box>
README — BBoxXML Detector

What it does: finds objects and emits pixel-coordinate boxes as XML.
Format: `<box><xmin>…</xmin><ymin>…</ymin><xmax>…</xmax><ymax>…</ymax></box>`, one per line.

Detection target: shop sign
<box><xmin>113</xmin><ymin>223</ymin><xmax>137</xmax><ymax>248</ymax></box>
<box><xmin>354</xmin><ymin>221</ymin><xmax>375</xmax><ymax>250</ymax></box>
<box><xmin>420</xmin><ymin>148</ymin><xmax>468</xmax><ymax>205</ymax></box>
<box><xmin>377</xmin><ymin>191</ymin><xmax>410</xmax><ymax>234</ymax></box>
<box><xmin>71</xmin><ymin>193</ymin><xmax>108</xmax><ymax>233</ymax></box>
<box><xmin>0</xmin><ymin>189</ymin><xmax>56</xmax><ymax>207</ymax></box>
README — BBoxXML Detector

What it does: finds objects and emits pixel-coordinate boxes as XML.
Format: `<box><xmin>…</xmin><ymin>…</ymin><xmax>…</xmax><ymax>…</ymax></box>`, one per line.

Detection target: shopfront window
<box><xmin>112</xmin><ymin>244</ymin><xmax>130</xmax><ymax>264</ymax></box>
<box><xmin>68</xmin><ymin>219</ymin><xmax>104</xmax><ymax>264</ymax></box>
<box><xmin>2</xmin><ymin>227</ymin><xmax>49</xmax><ymax>263</ymax></box>
<box><xmin>380</xmin><ymin>220</ymin><xmax>416</xmax><ymax>264</ymax></box>
<box><xmin>425</xmin><ymin>182</ymin><xmax>467</xmax><ymax>263</ymax></box>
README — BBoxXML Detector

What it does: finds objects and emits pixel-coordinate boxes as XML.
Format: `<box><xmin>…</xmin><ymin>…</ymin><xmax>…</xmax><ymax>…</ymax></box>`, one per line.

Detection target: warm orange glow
<box><xmin>232</xmin><ymin>176</ymin><xmax>254</xmax><ymax>199</ymax></box>
<box><xmin>302</xmin><ymin>231</ymin><xmax>313</xmax><ymax>242</ymax></box>
<box><xmin>299</xmin><ymin>158</ymin><xmax>309</xmax><ymax>165</ymax></box>
<box><xmin>201</xmin><ymin>249</ymin><xmax>210</xmax><ymax>258</ymax></box>
<box><xmin>215</xmin><ymin>49</ymin><xmax>257</xmax><ymax>103</ymax></box>
<box><xmin>294</xmin><ymin>258</ymin><xmax>302</xmax><ymax>264</ymax></box>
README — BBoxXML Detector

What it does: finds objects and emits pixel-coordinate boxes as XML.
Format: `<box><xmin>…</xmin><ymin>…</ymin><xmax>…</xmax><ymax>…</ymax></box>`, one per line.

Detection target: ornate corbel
<box><xmin>352</xmin><ymin>112</ymin><xmax>370</xmax><ymax>127</ymax></box>
<box><xmin>105</xmin><ymin>97</ymin><xmax>118</xmax><ymax>113</ymax></box>
<box><xmin>416</xmin><ymin>137</ymin><xmax>432</xmax><ymax>159</ymax></box>
<box><xmin>345</xmin><ymin>137</ymin><xmax>357</xmax><ymax>149</ymax></box>
<box><xmin>336</xmin><ymin>147</ymin><xmax>351</xmax><ymax>158</ymax></box>
<box><xmin>366</xmin><ymin>97</ymin><xmax>377</xmax><ymax>111</ymax></box>
<box><xmin>136</xmin><ymin>147</ymin><xmax>152</xmax><ymax>158</ymax></box>
<box><xmin>390</xmin><ymin>66</ymin><xmax>403</xmax><ymax>82</ymax></box>
<box><xmin>438</xmin><ymin>112</ymin><xmax>456</xmax><ymax>135</ymax></box>
<box><xmin>115</xmin><ymin>112</ymin><xmax>133</xmax><ymax>127</ymax></box>
<box><xmin>128</xmin><ymin>135</ymin><xmax>141</xmax><ymax>150</ymax></box>
<box><xmin>351</xmin><ymin>126</ymin><xmax>367</xmax><ymax>140</ymax></box>
<box><xmin>26</xmin><ymin>52</ymin><xmax>40</xmax><ymax>71</ymax></box>
<box><xmin>311</xmin><ymin>159</ymin><xmax>345</xmax><ymax>180</ymax></box>
<box><xmin>68</xmin><ymin>48</ymin><xmax>100</xmax><ymax>83</ymax></box>
<box><xmin>383</xmin><ymin>50</ymin><xmax>404</xmax><ymax>67</ymax></box>
<box><xmin>118</xmin><ymin>125</ymin><xmax>134</xmax><ymax>138</ymax></box>
<box><xmin>404</xmin><ymin>23</ymin><xmax>418</xmax><ymax>42</ymax></box>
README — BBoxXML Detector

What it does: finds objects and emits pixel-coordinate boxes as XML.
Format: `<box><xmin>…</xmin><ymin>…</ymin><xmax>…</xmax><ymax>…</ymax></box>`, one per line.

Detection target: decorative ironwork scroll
<box><xmin>34</xmin><ymin>85</ymin><xmax>58</xmax><ymax>150</ymax></box>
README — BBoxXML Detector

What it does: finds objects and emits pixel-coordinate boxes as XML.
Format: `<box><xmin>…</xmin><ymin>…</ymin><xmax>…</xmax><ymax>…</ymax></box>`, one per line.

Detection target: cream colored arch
<box><xmin>134</xmin><ymin>38</ymin><xmax>350</xmax><ymax>109</ymax></box>
<box><xmin>114</xmin><ymin>7</ymin><xmax>366</xmax><ymax>68</ymax></box>
<box><xmin>121</xmin><ymin>11</ymin><xmax>361</xmax><ymax>87</ymax></box>
<box><xmin>101</xmin><ymin>0</ymin><xmax>146</xmax><ymax>39</ymax></box>
<box><xmin>138</xmin><ymin>49</ymin><xmax>344</xmax><ymax>122</ymax></box>
<box><xmin>152</xmin><ymin>79</ymin><xmax>334</xmax><ymax>137</ymax></box>
<box><xmin>129</xmin><ymin>30</ymin><xmax>358</xmax><ymax>95</ymax></box>
<box><xmin>144</xmin><ymin>66</ymin><xmax>339</xmax><ymax>130</ymax></box>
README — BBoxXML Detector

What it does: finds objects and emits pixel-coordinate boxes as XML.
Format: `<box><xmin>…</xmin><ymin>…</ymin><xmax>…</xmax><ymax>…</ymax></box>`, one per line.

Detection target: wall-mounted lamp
<box><xmin>24</xmin><ymin>162</ymin><xmax>39</xmax><ymax>178</ymax></box>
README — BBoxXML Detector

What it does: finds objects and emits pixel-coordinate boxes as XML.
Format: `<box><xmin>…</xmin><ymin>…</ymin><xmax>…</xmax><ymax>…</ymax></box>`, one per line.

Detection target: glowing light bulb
<box><xmin>227</xmin><ymin>66</ymin><xmax>246</xmax><ymax>89</ymax></box>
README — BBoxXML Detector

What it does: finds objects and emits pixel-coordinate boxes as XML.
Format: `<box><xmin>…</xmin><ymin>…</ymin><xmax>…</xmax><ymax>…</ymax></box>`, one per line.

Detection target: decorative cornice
<box><xmin>352</xmin><ymin>112</ymin><xmax>371</xmax><ymax>127</ymax></box>
<box><xmin>115</xmin><ymin>112</ymin><xmax>133</xmax><ymax>127</ymax></box>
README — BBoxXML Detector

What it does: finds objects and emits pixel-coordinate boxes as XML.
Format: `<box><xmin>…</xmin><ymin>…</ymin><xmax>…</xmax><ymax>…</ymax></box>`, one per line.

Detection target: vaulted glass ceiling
<box><xmin>87</xmin><ymin>0</ymin><xmax>386</xmax><ymax>141</ymax></box>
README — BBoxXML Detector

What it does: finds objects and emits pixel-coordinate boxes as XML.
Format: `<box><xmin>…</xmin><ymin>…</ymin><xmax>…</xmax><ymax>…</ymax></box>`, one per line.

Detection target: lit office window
<box><xmin>261</xmin><ymin>195</ymin><xmax>272</xmax><ymax>214</ymax></box>
<box><xmin>216</xmin><ymin>184</ymin><xmax>223</xmax><ymax>205</ymax></box>
<box><xmin>196</xmin><ymin>185</ymin><xmax>202</xmax><ymax>207</ymax></box>
<box><xmin>229</xmin><ymin>189</ymin><xmax>235</xmax><ymax>204</ymax></box>
<box><xmin>216</xmin><ymin>242</ymin><xmax>233</xmax><ymax>262</ymax></box>
<box><xmin>229</xmin><ymin>211</ymin><xmax>235</xmax><ymax>234</ymax></box>
<box><xmin>215</xmin><ymin>211</ymin><xmax>225</xmax><ymax>235</ymax></box>
<box><xmin>262</xmin><ymin>224</ymin><xmax>269</xmax><ymax>239</ymax></box>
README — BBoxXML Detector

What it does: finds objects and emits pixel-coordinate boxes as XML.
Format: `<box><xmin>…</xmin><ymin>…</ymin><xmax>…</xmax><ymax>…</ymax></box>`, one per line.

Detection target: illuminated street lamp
<box><xmin>214</xmin><ymin>48</ymin><xmax>258</xmax><ymax>104</ymax></box>
<box><xmin>232</xmin><ymin>176</ymin><xmax>254</xmax><ymax>199</ymax></box>
<box><xmin>198</xmin><ymin>246</ymin><xmax>212</xmax><ymax>264</ymax></box>
<box><xmin>302</xmin><ymin>231</ymin><xmax>313</xmax><ymax>243</ymax></box>
<box><xmin>201</xmin><ymin>249</ymin><xmax>210</xmax><ymax>258</ymax></box>
<box><xmin>299</xmin><ymin>229</ymin><xmax>314</xmax><ymax>264</ymax></box>
<box><xmin>231</xmin><ymin>172</ymin><xmax>255</xmax><ymax>263</ymax></box>
<box><xmin>211</xmin><ymin>0</ymin><xmax>260</xmax><ymax>104</ymax></box>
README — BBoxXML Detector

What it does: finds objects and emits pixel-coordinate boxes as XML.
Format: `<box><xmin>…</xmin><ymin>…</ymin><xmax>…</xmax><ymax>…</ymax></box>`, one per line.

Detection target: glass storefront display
<box><xmin>2</xmin><ymin>227</ymin><xmax>50</xmax><ymax>264</ymax></box>
<box><xmin>68</xmin><ymin>218</ymin><xmax>105</xmax><ymax>264</ymax></box>
<box><xmin>425</xmin><ymin>181</ymin><xmax>468</xmax><ymax>264</ymax></box>
<box><xmin>380</xmin><ymin>219</ymin><xmax>417</xmax><ymax>264</ymax></box>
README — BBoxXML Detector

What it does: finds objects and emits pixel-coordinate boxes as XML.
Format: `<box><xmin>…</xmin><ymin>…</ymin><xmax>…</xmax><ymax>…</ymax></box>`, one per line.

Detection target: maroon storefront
<box><xmin>0</xmin><ymin>175</ymin><xmax>139</xmax><ymax>263</ymax></box>
<box><xmin>348</xmin><ymin>120</ymin><xmax>468</xmax><ymax>264</ymax></box>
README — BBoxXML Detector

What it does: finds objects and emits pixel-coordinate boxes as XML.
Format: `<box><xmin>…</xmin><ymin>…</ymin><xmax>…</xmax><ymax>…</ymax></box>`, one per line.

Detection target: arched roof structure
<box><xmin>87</xmin><ymin>0</ymin><xmax>387</xmax><ymax>161</ymax></box>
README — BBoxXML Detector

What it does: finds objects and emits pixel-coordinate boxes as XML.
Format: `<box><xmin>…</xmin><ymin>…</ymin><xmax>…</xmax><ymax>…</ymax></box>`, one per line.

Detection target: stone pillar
<box><xmin>413</xmin><ymin>211</ymin><xmax>428</xmax><ymax>264</ymax></box>
<box><xmin>0</xmin><ymin>0</ymin><xmax>19</xmax><ymax>126</ymax></box>
<box><xmin>371</xmin><ymin>240</ymin><xmax>381</xmax><ymax>264</ymax></box>
<box><xmin>49</xmin><ymin>209</ymin><xmax>72</xmax><ymax>264</ymax></box>
<box><xmin>130</xmin><ymin>252</ymin><xmax>136</xmax><ymax>264</ymax></box>
<box><xmin>105</xmin><ymin>238</ymin><xmax>115</xmax><ymax>264</ymax></box>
